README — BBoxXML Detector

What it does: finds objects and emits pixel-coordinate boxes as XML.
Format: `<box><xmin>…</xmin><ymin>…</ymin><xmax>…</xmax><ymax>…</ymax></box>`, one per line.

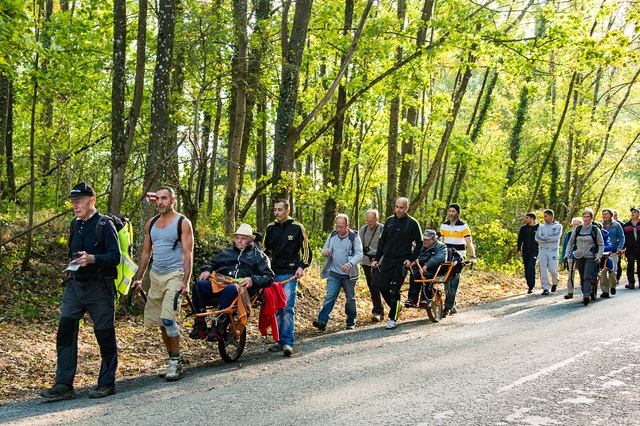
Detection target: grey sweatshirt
<box><xmin>535</xmin><ymin>220</ymin><xmax>563</xmax><ymax>251</ymax></box>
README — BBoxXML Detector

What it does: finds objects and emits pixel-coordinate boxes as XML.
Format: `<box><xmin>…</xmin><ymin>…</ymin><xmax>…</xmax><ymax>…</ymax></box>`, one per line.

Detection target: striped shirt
<box><xmin>440</xmin><ymin>219</ymin><xmax>471</xmax><ymax>257</ymax></box>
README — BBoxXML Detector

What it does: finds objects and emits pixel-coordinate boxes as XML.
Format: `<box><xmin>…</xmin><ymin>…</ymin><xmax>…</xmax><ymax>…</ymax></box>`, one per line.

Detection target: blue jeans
<box><xmin>318</xmin><ymin>274</ymin><xmax>356</xmax><ymax>327</ymax></box>
<box><xmin>444</xmin><ymin>274</ymin><xmax>460</xmax><ymax>310</ymax></box>
<box><xmin>275</xmin><ymin>273</ymin><xmax>297</xmax><ymax>346</ymax></box>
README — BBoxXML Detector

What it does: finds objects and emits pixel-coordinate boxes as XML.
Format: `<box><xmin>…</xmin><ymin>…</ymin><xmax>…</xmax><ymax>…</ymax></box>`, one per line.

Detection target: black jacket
<box><xmin>264</xmin><ymin>217</ymin><xmax>312</xmax><ymax>274</ymax></box>
<box><xmin>201</xmin><ymin>243</ymin><xmax>274</xmax><ymax>290</ymax></box>
<box><xmin>517</xmin><ymin>222</ymin><xmax>539</xmax><ymax>253</ymax></box>
<box><xmin>69</xmin><ymin>210</ymin><xmax>121</xmax><ymax>277</ymax></box>
<box><xmin>375</xmin><ymin>213</ymin><xmax>423</xmax><ymax>263</ymax></box>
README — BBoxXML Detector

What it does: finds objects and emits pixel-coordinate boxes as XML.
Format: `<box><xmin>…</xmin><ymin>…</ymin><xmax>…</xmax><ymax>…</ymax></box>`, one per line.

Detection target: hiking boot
<box><xmin>207</xmin><ymin>329</ymin><xmax>222</xmax><ymax>342</ymax></box>
<box><xmin>564</xmin><ymin>293</ymin><xmax>573</xmax><ymax>299</ymax></box>
<box><xmin>165</xmin><ymin>360</ymin><xmax>183</xmax><ymax>381</ymax></box>
<box><xmin>268</xmin><ymin>343</ymin><xmax>283</xmax><ymax>352</ymax></box>
<box><xmin>625</xmin><ymin>284</ymin><xmax>635</xmax><ymax>289</ymax></box>
<box><xmin>419</xmin><ymin>300</ymin><xmax>429</xmax><ymax>309</ymax></box>
<box><xmin>551</xmin><ymin>284</ymin><xmax>557</xmax><ymax>293</ymax></box>
<box><xmin>283</xmin><ymin>345</ymin><xmax>293</xmax><ymax>357</ymax></box>
<box><xmin>611</xmin><ymin>287</ymin><xmax>616</xmax><ymax>295</ymax></box>
<box><xmin>189</xmin><ymin>318</ymin><xmax>208</xmax><ymax>340</ymax></box>
<box><xmin>312</xmin><ymin>320</ymin><xmax>326</xmax><ymax>331</ymax></box>
<box><xmin>600</xmin><ymin>292</ymin><xmax>610</xmax><ymax>298</ymax></box>
<box><xmin>88</xmin><ymin>385</ymin><xmax>115</xmax><ymax>399</ymax></box>
<box><xmin>404</xmin><ymin>299</ymin><xmax>416</xmax><ymax>308</ymax></box>
<box><xmin>385</xmin><ymin>319</ymin><xmax>397</xmax><ymax>330</ymax></box>
<box><xmin>40</xmin><ymin>384</ymin><xmax>74</xmax><ymax>400</ymax></box>
<box><xmin>583</xmin><ymin>296</ymin><xmax>590</xmax><ymax>306</ymax></box>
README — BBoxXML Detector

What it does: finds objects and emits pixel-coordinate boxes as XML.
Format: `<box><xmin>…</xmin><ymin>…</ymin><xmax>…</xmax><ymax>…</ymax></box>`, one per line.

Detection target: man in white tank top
<box><xmin>132</xmin><ymin>186</ymin><xmax>194</xmax><ymax>381</ymax></box>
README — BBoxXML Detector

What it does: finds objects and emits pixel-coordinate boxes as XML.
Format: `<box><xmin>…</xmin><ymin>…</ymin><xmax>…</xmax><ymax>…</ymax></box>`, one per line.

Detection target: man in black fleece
<box><xmin>371</xmin><ymin>197</ymin><xmax>422</xmax><ymax>330</ymax></box>
<box><xmin>517</xmin><ymin>213</ymin><xmax>539</xmax><ymax>294</ymax></box>
<box><xmin>263</xmin><ymin>199</ymin><xmax>312</xmax><ymax>356</ymax></box>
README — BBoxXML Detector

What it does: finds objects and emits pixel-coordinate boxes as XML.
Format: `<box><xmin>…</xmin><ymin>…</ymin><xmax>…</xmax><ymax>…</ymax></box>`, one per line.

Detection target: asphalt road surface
<box><xmin>2</xmin><ymin>284</ymin><xmax>639</xmax><ymax>425</ymax></box>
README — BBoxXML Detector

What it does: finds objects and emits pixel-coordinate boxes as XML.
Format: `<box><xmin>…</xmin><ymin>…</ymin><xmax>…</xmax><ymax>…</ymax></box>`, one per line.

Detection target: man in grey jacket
<box><xmin>312</xmin><ymin>214</ymin><xmax>363</xmax><ymax>331</ymax></box>
<box><xmin>535</xmin><ymin>209</ymin><xmax>563</xmax><ymax>295</ymax></box>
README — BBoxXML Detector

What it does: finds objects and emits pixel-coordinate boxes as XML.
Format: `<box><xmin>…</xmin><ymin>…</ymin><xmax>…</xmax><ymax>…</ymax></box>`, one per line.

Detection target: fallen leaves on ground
<box><xmin>1</xmin><ymin>266</ymin><xmax>528</xmax><ymax>405</ymax></box>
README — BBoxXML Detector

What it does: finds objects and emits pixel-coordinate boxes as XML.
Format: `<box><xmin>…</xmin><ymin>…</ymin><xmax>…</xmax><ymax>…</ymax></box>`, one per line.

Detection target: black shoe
<box><xmin>527</xmin><ymin>288</ymin><xmax>533</xmax><ymax>294</ymax></box>
<box><xmin>611</xmin><ymin>287</ymin><xmax>616</xmax><ymax>295</ymax></box>
<box><xmin>600</xmin><ymin>292</ymin><xmax>610</xmax><ymax>298</ymax></box>
<box><xmin>551</xmin><ymin>284</ymin><xmax>557</xmax><ymax>293</ymax></box>
<box><xmin>189</xmin><ymin>318</ymin><xmax>208</xmax><ymax>339</ymax></box>
<box><xmin>450</xmin><ymin>307</ymin><xmax>458</xmax><ymax>315</ymax></box>
<box><xmin>583</xmin><ymin>296</ymin><xmax>590</xmax><ymax>306</ymax></box>
<box><xmin>442</xmin><ymin>308</ymin><xmax>450</xmax><ymax>318</ymax></box>
<box><xmin>404</xmin><ymin>299</ymin><xmax>417</xmax><ymax>308</ymax></box>
<box><xmin>312</xmin><ymin>320</ymin><xmax>326</xmax><ymax>331</ymax></box>
<box><xmin>541</xmin><ymin>290</ymin><xmax>550</xmax><ymax>295</ymax></box>
<box><xmin>625</xmin><ymin>284</ymin><xmax>635</xmax><ymax>289</ymax></box>
<box><xmin>88</xmin><ymin>385</ymin><xmax>115</xmax><ymax>399</ymax></box>
<box><xmin>40</xmin><ymin>384</ymin><xmax>74</xmax><ymax>400</ymax></box>
<box><xmin>564</xmin><ymin>293</ymin><xmax>573</xmax><ymax>299</ymax></box>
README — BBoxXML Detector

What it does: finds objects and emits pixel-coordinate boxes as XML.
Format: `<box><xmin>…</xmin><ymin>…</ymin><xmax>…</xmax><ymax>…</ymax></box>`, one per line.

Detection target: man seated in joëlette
<box><xmin>190</xmin><ymin>224</ymin><xmax>274</xmax><ymax>341</ymax></box>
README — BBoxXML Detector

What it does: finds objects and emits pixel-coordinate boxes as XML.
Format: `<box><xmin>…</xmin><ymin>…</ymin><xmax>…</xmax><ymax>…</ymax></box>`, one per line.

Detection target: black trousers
<box><xmin>522</xmin><ymin>250</ymin><xmax>537</xmax><ymax>290</ymax></box>
<box><xmin>376</xmin><ymin>261</ymin><xmax>407</xmax><ymax>321</ymax></box>
<box><xmin>626</xmin><ymin>249</ymin><xmax>640</xmax><ymax>286</ymax></box>
<box><xmin>56</xmin><ymin>277</ymin><xmax>117</xmax><ymax>388</ymax></box>
<box><xmin>362</xmin><ymin>265</ymin><xmax>384</xmax><ymax>316</ymax></box>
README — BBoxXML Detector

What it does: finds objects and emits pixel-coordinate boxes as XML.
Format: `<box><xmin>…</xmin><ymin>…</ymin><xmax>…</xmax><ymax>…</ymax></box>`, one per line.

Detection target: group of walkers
<box><xmin>517</xmin><ymin>206</ymin><xmax>640</xmax><ymax>306</ymax></box>
<box><xmin>40</xmin><ymin>184</ymin><xmax>481</xmax><ymax>401</ymax></box>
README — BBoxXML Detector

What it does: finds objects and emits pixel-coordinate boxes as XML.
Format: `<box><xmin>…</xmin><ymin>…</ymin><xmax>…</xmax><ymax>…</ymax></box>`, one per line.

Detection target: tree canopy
<box><xmin>1</xmin><ymin>0</ymin><xmax>639</xmax><ymax>271</ymax></box>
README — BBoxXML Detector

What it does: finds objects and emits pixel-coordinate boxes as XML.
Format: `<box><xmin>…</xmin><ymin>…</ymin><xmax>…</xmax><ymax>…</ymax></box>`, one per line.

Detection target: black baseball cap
<box><xmin>67</xmin><ymin>182</ymin><xmax>96</xmax><ymax>199</ymax></box>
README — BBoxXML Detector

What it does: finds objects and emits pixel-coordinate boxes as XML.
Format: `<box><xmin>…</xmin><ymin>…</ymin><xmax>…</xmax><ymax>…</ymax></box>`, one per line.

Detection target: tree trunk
<box><xmin>271</xmin><ymin>0</ymin><xmax>313</xmax><ymax>199</ymax></box>
<box><xmin>109</xmin><ymin>0</ymin><xmax>127</xmax><ymax>213</ymax></box>
<box><xmin>207</xmin><ymin>76</ymin><xmax>223</xmax><ymax>217</ymax></box>
<box><xmin>110</xmin><ymin>0</ymin><xmax>147</xmax><ymax>213</ymax></box>
<box><xmin>256</xmin><ymin>97</ymin><xmax>268</xmax><ymax>231</ymax></box>
<box><xmin>224</xmin><ymin>0</ymin><xmax>248</xmax><ymax>234</ymax></box>
<box><xmin>528</xmin><ymin>72</ymin><xmax>577</xmax><ymax>212</ymax></box>
<box><xmin>142</xmin><ymin>0</ymin><xmax>176</xmax><ymax>225</ymax></box>
<box><xmin>409</xmin><ymin>53</ymin><xmax>476</xmax><ymax>215</ymax></box>
<box><xmin>322</xmin><ymin>0</ymin><xmax>353</xmax><ymax>233</ymax></box>
<box><xmin>40</xmin><ymin>0</ymin><xmax>53</xmax><ymax>186</ymax></box>
<box><xmin>385</xmin><ymin>0</ymin><xmax>406</xmax><ymax>217</ymax></box>
<box><xmin>505</xmin><ymin>84</ymin><xmax>529</xmax><ymax>188</ymax></box>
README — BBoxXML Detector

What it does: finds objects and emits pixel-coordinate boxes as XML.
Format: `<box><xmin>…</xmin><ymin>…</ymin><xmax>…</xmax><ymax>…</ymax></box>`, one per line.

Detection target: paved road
<box><xmin>2</xmin><ymin>285</ymin><xmax>639</xmax><ymax>425</ymax></box>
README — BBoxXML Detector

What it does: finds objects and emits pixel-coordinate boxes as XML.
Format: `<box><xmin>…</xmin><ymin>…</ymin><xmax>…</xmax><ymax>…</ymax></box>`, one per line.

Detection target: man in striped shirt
<box><xmin>439</xmin><ymin>203</ymin><xmax>477</xmax><ymax>317</ymax></box>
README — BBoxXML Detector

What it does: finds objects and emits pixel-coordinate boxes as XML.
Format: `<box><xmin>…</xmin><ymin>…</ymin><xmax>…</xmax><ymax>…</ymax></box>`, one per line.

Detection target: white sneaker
<box><xmin>385</xmin><ymin>319</ymin><xmax>397</xmax><ymax>330</ymax></box>
<box><xmin>283</xmin><ymin>345</ymin><xmax>293</xmax><ymax>357</ymax></box>
<box><xmin>164</xmin><ymin>360</ymin><xmax>183</xmax><ymax>381</ymax></box>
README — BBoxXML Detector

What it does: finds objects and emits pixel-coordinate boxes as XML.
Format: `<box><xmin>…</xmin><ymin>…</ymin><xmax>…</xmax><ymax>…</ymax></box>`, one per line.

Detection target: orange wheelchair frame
<box><xmin>180</xmin><ymin>276</ymin><xmax>293</xmax><ymax>362</ymax></box>
<box><xmin>411</xmin><ymin>259</ymin><xmax>459</xmax><ymax>323</ymax></box>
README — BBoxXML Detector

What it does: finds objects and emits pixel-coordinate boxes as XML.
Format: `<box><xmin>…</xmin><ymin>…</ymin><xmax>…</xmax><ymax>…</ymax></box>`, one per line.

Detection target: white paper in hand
<box><xmin>65</xmin><ymin>259</ymin><xmax>80</xmax><ymax>272</ymax></box>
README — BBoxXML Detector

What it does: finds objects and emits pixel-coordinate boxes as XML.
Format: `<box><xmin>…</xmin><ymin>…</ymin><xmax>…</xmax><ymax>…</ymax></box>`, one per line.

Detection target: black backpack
<box><xmin>445</xmin><ymin>247</ymin><xmax>465</xmax><ymax>276</ymax></box>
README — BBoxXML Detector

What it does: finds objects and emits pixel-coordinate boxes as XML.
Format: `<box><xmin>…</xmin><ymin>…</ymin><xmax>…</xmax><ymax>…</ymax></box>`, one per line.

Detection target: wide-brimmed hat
<box><xmin>233</xmin><ymin>223</ymin><xmax>255</xmax><ymax>239</ymax></box>
<box><xmin>67</xmin><ymin>182</ymin><xmax>96</xmax><ymax>199</ymax></box>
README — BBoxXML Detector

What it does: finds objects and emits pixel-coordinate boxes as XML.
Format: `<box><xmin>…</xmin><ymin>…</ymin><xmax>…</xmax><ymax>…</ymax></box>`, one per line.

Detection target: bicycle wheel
<box><xmin>426</xmin><ymin>289</ymin><xmax>443</xmax><ymax>323</ymax></box>
<box><xmin>218</xmin><ymin>319</ymin><xmax>246</xmax><ymax>362</ymax></box>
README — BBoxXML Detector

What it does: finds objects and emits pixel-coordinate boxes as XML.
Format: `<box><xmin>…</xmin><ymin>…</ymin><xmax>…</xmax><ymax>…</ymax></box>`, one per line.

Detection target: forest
<box><xmin>1</xmin><ymin>0</ymin><xmax>640</xmax><ymax>278</ymax></box>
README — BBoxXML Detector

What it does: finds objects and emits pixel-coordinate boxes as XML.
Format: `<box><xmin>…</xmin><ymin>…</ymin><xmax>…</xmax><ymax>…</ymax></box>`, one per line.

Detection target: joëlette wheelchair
<box><xmin>178</xmin><ymin>274</ymin><xmax>293</xmax><ymax>362</ymax></box>
<box><xmin>411</xmin><ymin>259</ymin><xmax>462</xmax><ymax>323</ymax></box>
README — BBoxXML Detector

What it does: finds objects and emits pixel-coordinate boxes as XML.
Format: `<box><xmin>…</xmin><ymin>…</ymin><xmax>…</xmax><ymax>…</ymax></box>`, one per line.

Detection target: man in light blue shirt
<box><xmin>313</xmin><ymin>214</ymin><xmax>363</xmax><ymax>331</ymax></box>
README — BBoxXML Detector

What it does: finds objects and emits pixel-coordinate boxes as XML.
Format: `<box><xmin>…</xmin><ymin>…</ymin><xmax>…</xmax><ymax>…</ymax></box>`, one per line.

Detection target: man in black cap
<box><xmin>439</xmin><ymin>203</ymin><xmax>477</xmax><ymax>316</ymax></box>
<box><xmin>40</xmin><ymin>182</ymin><xmax>121</xmax><ymax>400</ymax></box>
<box><xmin>623</xmin><ymin>207</ymin><xmax>640</xmax><ymax>289</ymax></box>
